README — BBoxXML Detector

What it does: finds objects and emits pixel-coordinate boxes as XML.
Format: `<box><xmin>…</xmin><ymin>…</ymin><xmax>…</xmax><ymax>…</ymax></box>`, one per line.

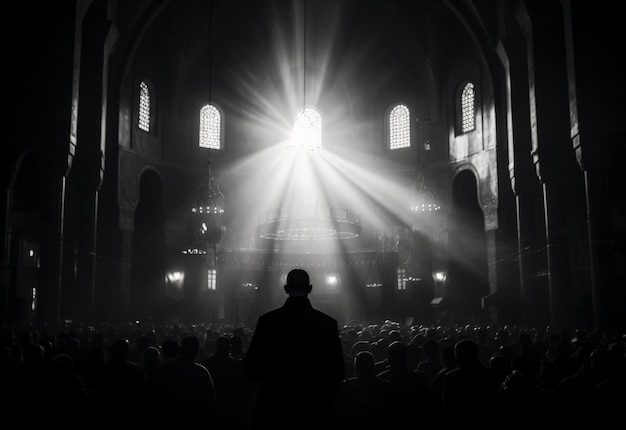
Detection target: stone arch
<box><xmin>445</xmin><ymin>168</ymin><xmax>489</xmax><ymax>322</ymax></box>
<box><xmin>131</xmin><ymin>168</ymin><xmax>167</xmax><ymax>321</ymax></box>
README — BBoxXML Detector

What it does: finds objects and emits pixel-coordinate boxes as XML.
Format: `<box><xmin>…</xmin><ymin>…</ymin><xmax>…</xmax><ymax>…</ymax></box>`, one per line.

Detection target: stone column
<box><xmin>37</xmin><ymin>173</ymin><xmax>67</xmax><ymax>326</ymax></box>
<box><xmin>75</xmin><ymin>188</ymin><xmax>99</xmax><ymax>320</ymax></box>
<box><xmin>520</xmin><ymin>1</ymin><xmax>575</xmax><ymax>330</ymax></box>
<box><xmin>563</xmin><ymin>1</ymin><xmax>618</xmax><ymax>331</ymax></box>
<box><xmin>117</xmin><ymin>205</ymin><xmax>135</xmax><ymax>322</ymax></box>
<box><xmin>497</xmin><ymin>24</ymin><xmax>549</xmax><ymax>327</ymax></box>
<box><xmin>74</xmin><ymin>0</ymin><xmax>116</xmax><ymax>321</ymax></box>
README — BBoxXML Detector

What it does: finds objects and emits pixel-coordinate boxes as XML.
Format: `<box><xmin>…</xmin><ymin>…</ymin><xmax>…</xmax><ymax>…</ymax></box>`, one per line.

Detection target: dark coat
<box><xmin>243</xmin><ymin>296</ymin><xmax>345</xmax><ymax>429</ymax></box>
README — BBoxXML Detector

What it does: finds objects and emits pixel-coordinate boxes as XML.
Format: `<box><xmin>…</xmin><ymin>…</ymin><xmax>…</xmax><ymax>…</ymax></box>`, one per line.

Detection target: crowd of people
<box><xmin>1</xmin><ymin>275</ymin><xmax>625</xmax><ymax>429</ymax></box>
<box><xmin>1</xmin><ymin>317</ymin><xmax>624</xmax><ymax>428</ymax></box>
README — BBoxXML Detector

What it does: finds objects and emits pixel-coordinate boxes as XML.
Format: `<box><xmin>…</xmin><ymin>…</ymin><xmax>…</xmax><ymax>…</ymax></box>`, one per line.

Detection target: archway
<box><xmin>446</xmin><ymin>169</ymin><xmax>489</xmax><ymax>323</ymax></box>
<box><xmin>131</xmin><ymin>169</ymin><xmax>166</xmax><ymax>322</ymax></box>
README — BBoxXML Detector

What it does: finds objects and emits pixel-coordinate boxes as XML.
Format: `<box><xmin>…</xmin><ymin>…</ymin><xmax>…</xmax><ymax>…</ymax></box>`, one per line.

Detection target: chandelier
<box><xmin>257</xmin><ymin>204</ymin><xmax>361</xmax><ymax>241</ymax></box>
<box><xmin>183</xmin><ymin>156</ymin><xmax>225</xmax><ymax>255</ymax></box>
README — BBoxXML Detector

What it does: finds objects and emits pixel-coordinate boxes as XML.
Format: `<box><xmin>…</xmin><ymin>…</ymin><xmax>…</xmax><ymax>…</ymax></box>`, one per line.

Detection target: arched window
<box><xmin>199</xmin><ymin>104</ymin><xmax>222</xmax><ymax>149</ymax></box>
<box><xmin>138</xmin><ymin>81</ymin><xmax>151</xmax><ymax>132</ymax></box>
<box><xmin>460</xmin><ymin>82</ymin><xmax>476</xmax><ymax>133</ymax></box>
<box><xmin>289</xmin><ymin>107</ymin><xmax>322</xmax><ymax>151</ymax></box>
<box><xmin>389</xmin><ymin>104</ymin><xmax>410</xmax><ymax>150</ymax></box>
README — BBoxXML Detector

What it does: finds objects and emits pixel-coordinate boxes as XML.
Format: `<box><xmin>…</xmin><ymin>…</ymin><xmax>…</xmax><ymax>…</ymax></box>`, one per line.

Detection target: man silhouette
<box><xmin>243</xmin><ymin>268</ymin><xmax>345</xmax><ymax>430</ymax></box>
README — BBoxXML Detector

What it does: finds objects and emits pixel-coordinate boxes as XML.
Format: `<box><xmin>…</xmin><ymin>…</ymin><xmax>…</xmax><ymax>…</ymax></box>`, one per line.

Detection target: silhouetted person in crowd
<box><xmin>497</xmin><ymin>355</ymin><xmax>554</xmax><ymax>425</ymax></box>
<box><xmin>78</xmin><ymin>344</ymin><xmax>105</xmax><ymax>395</ymax></box>
<box><xmin>406</xmin><ymin>341</ymin><xmax>424</xmax><ymax>372</ymax></box>
<box><xmin>377</xmin><ymin>340</ymin><xmax>432</xmax><ymax>426</ymax></box>
<box><xmin>129</xmin><ymin>334</ymin><xmax>150</xmax><ymax>365</ymax></box>
<box><xmin>243</xmin><ymin>268</ymin><xmax>345</xmax><ymax>430</ymax></box>
<box><xmin>417</xmin><ymin>338</ymin><xmax>443</xmax><ymax>384</ymax></box>
<box><xmin>51</xmin><ymin>353</ymin><xmax>89</xmax><ymax>429</ymax></box>
<box><xmin>345</xmin><ymin>340</ymin><xmax>371</xmax><ymax>378</ymax></box>
<box><xmin>93</xmin><ymin>338</ymin><xmax>147</xmax><ymax>427</ymax></box>
<box><xmin>431</xmin><ymin>343</ymin><xmax>457</xmax><ymax>410</ymax></box>
<box><xmin>142</xmin><ymin>345</ymin><xmax>161</xmax><ymax>382</ymax></box>
<box><xmin>153</xmin><ymin>335</ymin><xmax>216</xmax><ymax>429</ymax></box>
<box><xmin>7</xmin><ymin>338</ymin><xmax>86</xmax><ymax>429</ymax></box>
<box><xmin>336</xmin><ymin>350</ymin><xmax>392</xmax><ymax>430</ymax></box>
<box><xmin>442</xmin><ymin>338</ymin><xmax>500</xmax><ymax>426</ymax></box>
<box><xmin>589</xmin><ymin>344</ymin><xmax>626</xmax><ymax>424</ymax></box>
<box><xmin>490</xmin><ymin>354</ymin><xmax>512</xmax><ymax>388</ymax></box>
<box><xmin>554</xmin><ymin>343</ymin><xmax>594</xmax><ymax>423</ymax></box>
<box><xmin>201</xmin><ymin>335</ymin><xmax>251</xmax><ymax>429</ymax></box>
<box><xmin>5</xmin><ymin>344</ymin><xmax>52</xmax><ymax>424</ymax></box>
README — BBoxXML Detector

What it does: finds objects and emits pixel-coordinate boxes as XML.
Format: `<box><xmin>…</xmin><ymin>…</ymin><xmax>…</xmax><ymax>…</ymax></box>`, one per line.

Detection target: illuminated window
<box><xmin>138</xmin><ymin>81</ymin><xmax>151</xmax><ymax>132</ymax></box>
<box><xmin>397</xmin><ymin>268</ymin><xmax>407</xmax><ymax>290</ymax></box>
<box><xmin>288</xmin><ymin>107</ymin><xmax>322</xmax><ymax>151</ymax></box>
<box><xmin>199</xmin><ymin>104</ymin><xmax>221</xmax><ymax>149</ymax></box>
<box><xmin>207</xmin><ymin>269</ymin><xmax>217</xmax><ymax>290</ymax></box>
<box><xmin>389</xmin><ymin>104</ymin><xmax>411</xmax><ymax>150</ymax></box>
<box><xmin>460</xmin><ymin>82</ymin><xmax>475</xmax><ymax>133</ymax></box>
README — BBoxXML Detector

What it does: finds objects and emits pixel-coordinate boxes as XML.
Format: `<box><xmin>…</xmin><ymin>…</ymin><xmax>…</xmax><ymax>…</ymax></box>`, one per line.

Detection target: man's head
<box><xmin>284</xmin><ymin>268</ymin><xmax>312</xmax><ymax>297</ymax></box>
<box><xmin>180</xmin><ymin>335</ymin><xmax>200</xmax><ymax>360</ymax></box>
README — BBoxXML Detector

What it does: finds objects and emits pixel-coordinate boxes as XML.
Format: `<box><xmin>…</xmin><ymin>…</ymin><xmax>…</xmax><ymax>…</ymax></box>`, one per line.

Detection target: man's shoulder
<box><xmin>311</xmin><ymin>307</ymin><xmax>338</xmax><ymax>323</ymax></box>
<box><xmin>258</xmin><ymin>307</ymin><xmax>283</xmax><ymax>320</ymax></box>
<box><xmin>443</xmin><ymin>366</ymin><xmax>462</xmax><ymax>379</ymax></box>
<box><xmin>258</xmin><ymin>304</ymin><xmax>338</xmax><ymax>324</ymax></box>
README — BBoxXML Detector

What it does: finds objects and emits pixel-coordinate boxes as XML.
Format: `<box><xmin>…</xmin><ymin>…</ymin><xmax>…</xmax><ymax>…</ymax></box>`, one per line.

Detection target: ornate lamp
<box><xmin>183</xmin><ymin>156</ymin><xmax>225</xmax><ymax>262</ymax></box>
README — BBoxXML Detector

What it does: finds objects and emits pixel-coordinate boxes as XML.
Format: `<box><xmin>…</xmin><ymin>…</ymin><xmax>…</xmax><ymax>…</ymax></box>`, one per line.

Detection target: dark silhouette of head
<box><xmin>354</xmin><ymin>350</ymin><xmax>377</xmax><ymax>379</ymax></box>
<box><xmin>143</xmin><ymin>346</ymin><xmax>161</xmax><ymax>368</ymax></box>
<box><xmin>454</xmin><ymin>339</ymin><xmax>480</xmax><ymax>368</ymax></box>
<box><xmin>351</xmin><ymin>340</ymin><xmax>371</xmax><ymax>359</ymax></box>
<box><xmin>422</xmin><ymin>338</ymin><xmax>440</xmax><ymax>360</ymax></box>
<box><xmin>388</xmin><ymin>330</ymin><xmax>402</xmax><ymax>343</ymax></box>
<box><xmin>180</xmin><ymin>335</ymin><xmax>200</xmax><ymax>360</ymax></box>
<box><xmin>215</xmin><ymin>335</ymin><xmax>231</xmax><ymax>356</ymax></box>
<box><xmin>284</xmin><ymin>268</ymin><xmax>312</xmax><ymax>297</ymax></box>
<box><xmin>387</xmin><ymin>341</ymin><xmax>408</xmax><ymax>369</ymax></box>
<box><xmin>441</xmin><ymin>344</ymin><xmax>457</xmax><ymax>369</ymax></box>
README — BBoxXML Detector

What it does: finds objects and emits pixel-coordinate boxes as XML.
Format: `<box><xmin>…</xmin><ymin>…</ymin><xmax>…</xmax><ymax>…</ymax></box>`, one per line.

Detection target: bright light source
<box><xmin>434</xmin><ymin>271</ymin><xmax>446</xmax><ymax>282</ymax></box>
<box><xmin>287</xmin><ymin>108</ymin><xmax>321</xmax><ymax>151</ymax></box>
<box><xmin>167</xmin><ymin>271</ymin><xmax>184</xmax><ymax>285</ymax></box>
<box><xmin>29</xmin><ymin>249</ymin><xmax>34</xmax><ymax>257</ymax></box>
<box><xmin>326</xmin><ymin>275</ymin><xmax>338</xmax><ymax>285</ymax></box>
